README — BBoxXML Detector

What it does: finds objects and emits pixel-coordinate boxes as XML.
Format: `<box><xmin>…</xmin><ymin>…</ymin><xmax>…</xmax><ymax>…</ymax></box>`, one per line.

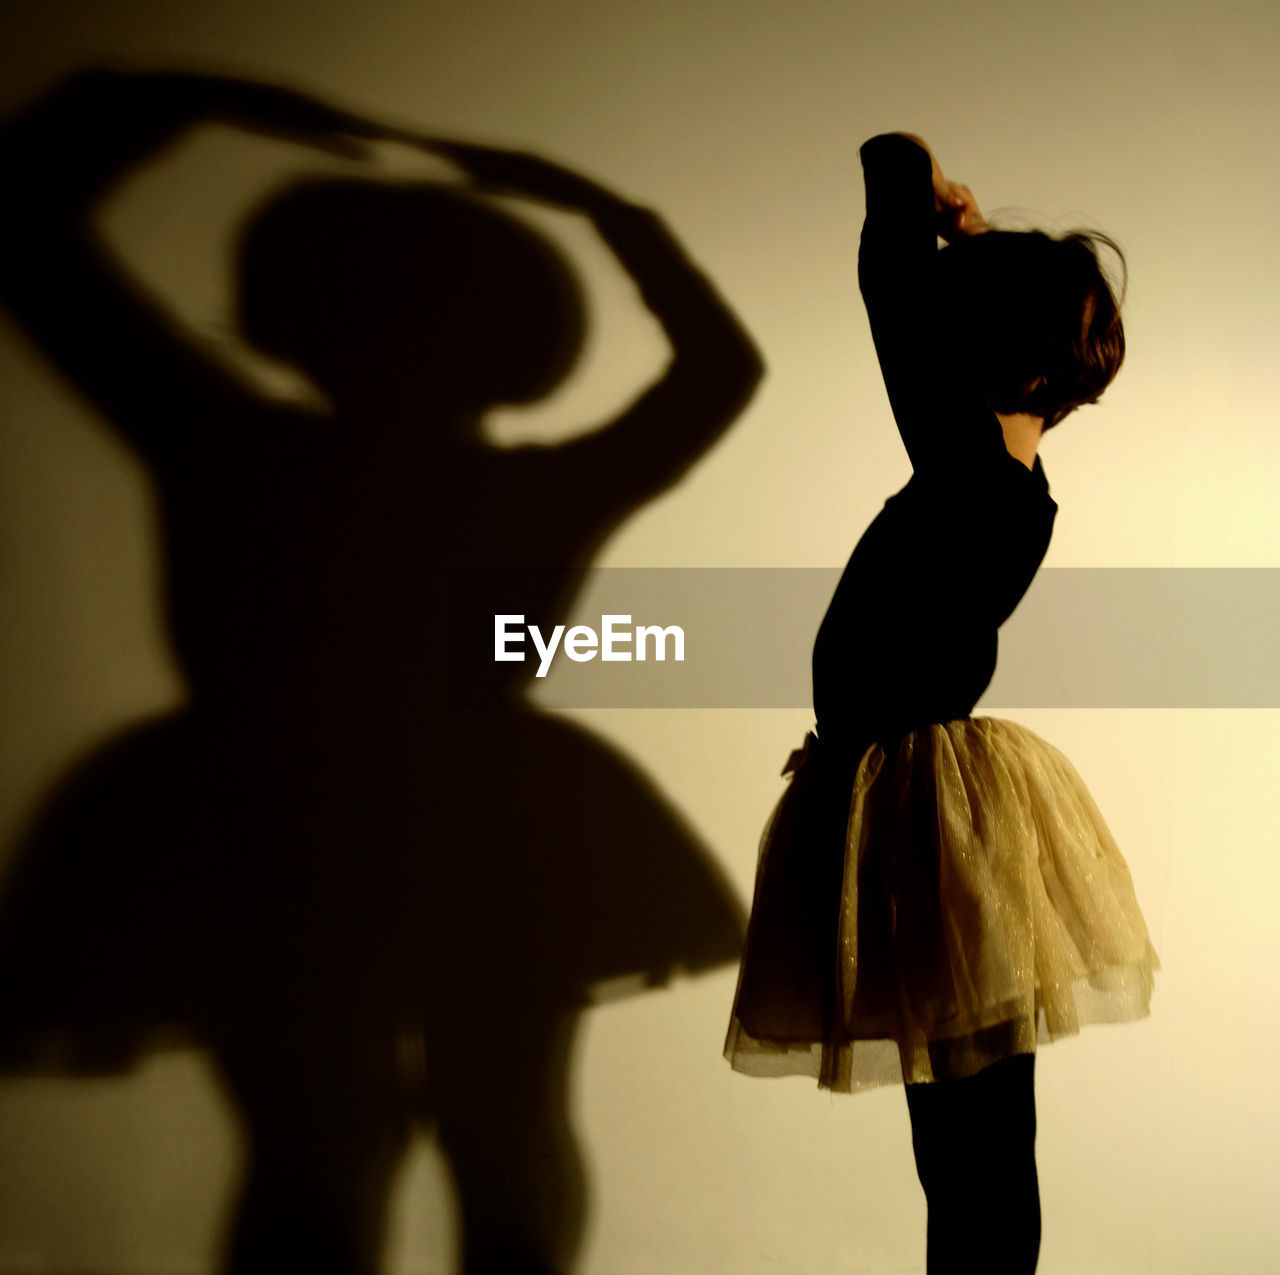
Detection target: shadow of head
<box><xmin>235</xmin><ymin>179</ymin><xmax>587</xmax><ymax>420</ymax></box>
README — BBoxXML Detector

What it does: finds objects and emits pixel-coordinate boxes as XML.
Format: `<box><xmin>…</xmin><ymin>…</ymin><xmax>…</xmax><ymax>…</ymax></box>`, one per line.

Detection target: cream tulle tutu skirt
<box><xmin>724</xmin><ymin>717</ymin><xmax>1160</xmax><ymax>1093</ymax></box>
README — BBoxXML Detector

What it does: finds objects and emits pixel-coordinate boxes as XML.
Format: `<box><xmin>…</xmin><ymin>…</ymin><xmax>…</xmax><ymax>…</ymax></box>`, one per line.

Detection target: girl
<box><xmin>724</xmin><ymin>132</ymin><xmax>1159</xmax><ymax>1273</ymax></box>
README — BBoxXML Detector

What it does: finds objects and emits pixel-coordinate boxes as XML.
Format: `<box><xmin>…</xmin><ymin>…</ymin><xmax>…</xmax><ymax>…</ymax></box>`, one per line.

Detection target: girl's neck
<box><xmin>994</xmin><ymin>411</ymin><xmax>1044</xmax><ymax>471</ymax></box>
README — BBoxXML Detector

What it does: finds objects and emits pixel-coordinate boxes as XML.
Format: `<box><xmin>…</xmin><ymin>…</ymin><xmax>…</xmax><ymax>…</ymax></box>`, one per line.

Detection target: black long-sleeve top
<box><xmin>811</xmin><ymin>134</ymin><xmax>1058</xmax><ymax>773</ymax></box>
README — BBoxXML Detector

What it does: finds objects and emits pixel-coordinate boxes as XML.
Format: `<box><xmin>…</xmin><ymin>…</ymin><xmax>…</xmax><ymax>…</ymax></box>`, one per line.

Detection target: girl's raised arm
<box><xmin>856</xmin><ymin>132</ymin><xmax>987</xmax><ymax>472</ymax></box>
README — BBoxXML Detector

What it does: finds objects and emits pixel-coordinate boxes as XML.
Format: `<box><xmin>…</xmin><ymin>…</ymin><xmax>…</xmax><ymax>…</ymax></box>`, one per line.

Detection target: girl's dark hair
<box><xmin>936</xmin><ymin>227</ymin><xmax>1127</xmax><ymax>430</ymax></box>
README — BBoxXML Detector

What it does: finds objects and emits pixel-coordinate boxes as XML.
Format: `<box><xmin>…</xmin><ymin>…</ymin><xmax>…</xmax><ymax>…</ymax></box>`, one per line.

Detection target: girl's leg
<box><xmin>904</xmin><ymin>1051</ymin><xmax>1040</xmax><ymax>1275</ymax></box>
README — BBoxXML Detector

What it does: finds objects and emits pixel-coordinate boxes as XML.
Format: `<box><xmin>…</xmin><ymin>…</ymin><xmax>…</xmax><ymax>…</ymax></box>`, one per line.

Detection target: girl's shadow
<box><xmin>0</xmin><ymin>69</ymin><xmax>762</xmax><ymax>1273</ymax></box>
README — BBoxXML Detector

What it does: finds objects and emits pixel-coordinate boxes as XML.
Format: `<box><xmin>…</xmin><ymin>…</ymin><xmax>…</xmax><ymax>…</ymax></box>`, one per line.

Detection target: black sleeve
<box><xmin>857</xmin><ymin>133</ymin><xmax>991</xmax><ymax>472</ymax></box>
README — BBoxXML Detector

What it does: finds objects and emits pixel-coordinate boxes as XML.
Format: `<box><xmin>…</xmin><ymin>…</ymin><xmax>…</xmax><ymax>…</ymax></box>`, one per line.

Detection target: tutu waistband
<box><xmin>780</xmin><ymin>733</ymin><xmax>813</xmax><ymax>776</ymax></box>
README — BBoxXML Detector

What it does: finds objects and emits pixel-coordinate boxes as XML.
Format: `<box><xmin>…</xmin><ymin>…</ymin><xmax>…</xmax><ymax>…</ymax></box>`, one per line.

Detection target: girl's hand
<box><xmin>934</xmin><ymin>179</ymin><xmax>987</xmax><ymax>242</ymax></box>
<box><xmin>887</xmin><ymin>134</ymin><xmax>986</xmax><ymax>240</ymax></box>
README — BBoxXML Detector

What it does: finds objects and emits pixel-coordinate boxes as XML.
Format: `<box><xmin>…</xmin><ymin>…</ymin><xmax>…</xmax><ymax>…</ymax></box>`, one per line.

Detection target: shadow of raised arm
<box><xmin>422</xmin><ymin>139</ymin><xmax>766</xmax><ymax>518</ymax></box>
<box><xmin>0</xmin><ymin>68</ymin><xmax>390</xmax><ymax>464</ymax></box>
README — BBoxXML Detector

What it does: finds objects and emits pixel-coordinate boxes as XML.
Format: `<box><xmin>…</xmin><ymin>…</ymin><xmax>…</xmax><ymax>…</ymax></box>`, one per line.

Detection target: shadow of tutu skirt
<box><xmin>724</xmin><ymin>717</ymin><xmax>1160</xmax><ymax>1093</ymax></box>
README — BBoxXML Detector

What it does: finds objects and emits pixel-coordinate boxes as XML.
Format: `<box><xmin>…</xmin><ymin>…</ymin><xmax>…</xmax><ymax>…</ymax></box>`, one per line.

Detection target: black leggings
<box><xmin>904</xmin><ymin>1052</ymin><xmax>1041</xmax><ymax>1275</ymax></box>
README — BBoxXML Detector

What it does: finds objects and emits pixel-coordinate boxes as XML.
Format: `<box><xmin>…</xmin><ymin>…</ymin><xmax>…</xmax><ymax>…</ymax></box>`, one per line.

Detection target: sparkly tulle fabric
<box><xmin>724</xmin><ymin>717</ymin><xmax>1160</xmax><ymax>1093</ymax></box>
